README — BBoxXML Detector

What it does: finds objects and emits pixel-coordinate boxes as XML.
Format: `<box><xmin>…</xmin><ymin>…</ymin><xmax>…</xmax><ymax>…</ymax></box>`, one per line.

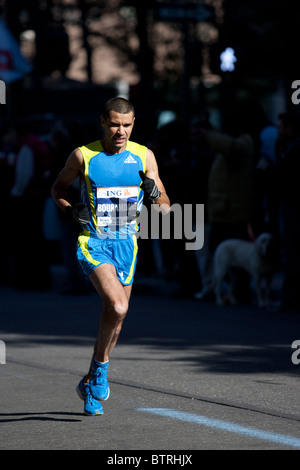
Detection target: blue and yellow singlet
<box><xmin>76</xmin><ymin>139</ymin><xmax>147</xmax><ymax>284</ymax></box>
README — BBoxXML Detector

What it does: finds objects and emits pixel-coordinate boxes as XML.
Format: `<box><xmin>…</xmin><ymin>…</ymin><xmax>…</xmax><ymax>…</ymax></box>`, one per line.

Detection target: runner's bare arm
<box><xmin>145</xmin><ymin>148</ymin><xmax>170</xmax><ymax>213</ymax></box>
<box><xmin>51</xmin><ymin>148</ymin><xmax>85</xmax><ymax>212</ymax></box>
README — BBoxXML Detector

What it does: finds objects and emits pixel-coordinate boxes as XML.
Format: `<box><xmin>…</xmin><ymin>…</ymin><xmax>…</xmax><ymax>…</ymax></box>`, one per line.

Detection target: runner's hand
<box><xmin>66</xmin><ymin>203</ymin><xmax>90</xmax><ymax>225</ymax></box>
<box><xmin>139</xmin><ymin>171</ymin><xmax>161</xmax><ymax>201</ymax></box>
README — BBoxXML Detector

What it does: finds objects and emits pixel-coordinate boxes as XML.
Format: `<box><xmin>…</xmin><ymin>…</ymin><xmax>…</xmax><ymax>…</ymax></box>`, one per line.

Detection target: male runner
<box><xmin>51</xmin><ymin>97</ymin><xmax>170</xmax><ymax>415</ymax></box>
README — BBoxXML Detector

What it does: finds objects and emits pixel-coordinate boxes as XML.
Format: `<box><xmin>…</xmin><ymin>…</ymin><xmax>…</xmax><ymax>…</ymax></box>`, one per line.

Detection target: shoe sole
<box><xmin>84</xmin><ymin>409</ymin><xmax>103</xmax><ymax>416</ymax></box>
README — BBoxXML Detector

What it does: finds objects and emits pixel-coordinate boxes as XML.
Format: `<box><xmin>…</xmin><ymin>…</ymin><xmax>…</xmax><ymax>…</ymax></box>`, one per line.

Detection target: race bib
<box><xmin>96</xmin><ymin>186</ymin><xmax>139</xmax><ymax>227</ymax></box>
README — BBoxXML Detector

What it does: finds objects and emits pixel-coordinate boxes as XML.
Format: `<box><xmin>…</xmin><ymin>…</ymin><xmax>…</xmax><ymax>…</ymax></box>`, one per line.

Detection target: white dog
<box><xmin>213</xmin><ymin>233</ymin><xmax>277</xmax><ymax>308</ymax></box>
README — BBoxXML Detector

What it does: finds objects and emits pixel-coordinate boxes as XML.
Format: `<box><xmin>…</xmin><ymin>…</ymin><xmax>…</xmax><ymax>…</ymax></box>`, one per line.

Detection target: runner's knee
<box><xmin>110</xmin><ymin>298</ymin><xmax>128</xmax><ymax>320</ymax></box>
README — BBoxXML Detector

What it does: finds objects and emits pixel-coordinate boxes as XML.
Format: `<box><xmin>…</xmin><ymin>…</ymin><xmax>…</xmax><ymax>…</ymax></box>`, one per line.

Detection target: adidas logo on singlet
<box><xmin>124</xmin><ymin>154</ymin><xmax>137</xmax><ymax>163</ymax></box>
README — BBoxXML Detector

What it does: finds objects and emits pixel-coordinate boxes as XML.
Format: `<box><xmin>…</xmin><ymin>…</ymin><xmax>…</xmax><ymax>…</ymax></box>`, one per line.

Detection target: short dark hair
<box><xmin>103</xmin><ymin>97</ymin><xmax>135</xmax><ymax>119</ymax></box>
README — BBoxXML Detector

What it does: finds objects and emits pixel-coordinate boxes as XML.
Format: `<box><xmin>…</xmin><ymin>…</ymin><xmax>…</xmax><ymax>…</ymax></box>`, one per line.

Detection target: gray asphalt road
<box><xmin>1</xmin><ymin>270</ymin><xmax>300</xmax><ymax>454</ymax></box>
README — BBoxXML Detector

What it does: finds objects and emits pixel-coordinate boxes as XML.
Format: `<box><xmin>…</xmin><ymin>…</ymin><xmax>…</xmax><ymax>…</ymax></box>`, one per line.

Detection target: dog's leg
<box><xmin>213</xmin><ymin>252</ymin><xmax>226</xmax><ymax>306</ymax></box>
<box><xmin>264</xmin><ymin>277</ymin><xmax>272</xmax><ymax>307</ymax></box>
<box><xmin>215</xmin><ymin>278</ymin><xmax>225</xmax><ymax>306</ymax></box>
<box><xmin>254</xmin><ymin>276</ymin><xmax>264</xmax><ymax>308</ymax></box>
<box><xmin>228</xmin><ymin>269</ymin><xmax>239</xmax><ymax>305</ymax></box>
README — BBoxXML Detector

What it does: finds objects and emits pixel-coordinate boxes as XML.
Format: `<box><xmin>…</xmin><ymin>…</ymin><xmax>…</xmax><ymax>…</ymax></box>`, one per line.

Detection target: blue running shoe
<box><xmin>90</xmin><ymin>358</ymin><xmax>110</xmax><ymax>401</ymax></box>
<box><xmin>76</xmin><ymin>377</ymin><xmax>87</xmax><ymax>401</ymax></box>
<box><xmin>76</xmin><ymin>380</ymin><xmax>103</xmax><ymax>416</ymax></box>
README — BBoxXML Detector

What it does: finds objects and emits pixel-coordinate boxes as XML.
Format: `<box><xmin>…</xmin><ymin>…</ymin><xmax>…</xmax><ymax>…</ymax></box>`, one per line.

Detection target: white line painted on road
<box><xmin>138</xmin><ymin>408</ymin><xmax>300</xmax><ymax>449</ymax></box>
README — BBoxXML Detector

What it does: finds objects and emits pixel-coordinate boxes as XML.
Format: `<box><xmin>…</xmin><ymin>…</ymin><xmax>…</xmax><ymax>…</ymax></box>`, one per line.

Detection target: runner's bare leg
<box><xmin>85</xmin><ymin>263</ymin><xmax>132</xmax><ymax>380</ymax></box>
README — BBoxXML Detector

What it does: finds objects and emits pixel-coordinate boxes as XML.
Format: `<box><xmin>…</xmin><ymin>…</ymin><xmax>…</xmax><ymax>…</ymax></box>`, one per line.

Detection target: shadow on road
<box><xmin>1</xmin><ymin>285</ymin><xmax>299</xmax><ymax>377</ymax></box>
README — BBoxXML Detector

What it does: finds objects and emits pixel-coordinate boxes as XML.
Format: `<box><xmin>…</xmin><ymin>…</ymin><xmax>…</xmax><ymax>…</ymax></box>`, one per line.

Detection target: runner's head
<box><xmin>101</xmin><ymin>97</ymin><xmax>135</xmax><ymax>153</ymax></box>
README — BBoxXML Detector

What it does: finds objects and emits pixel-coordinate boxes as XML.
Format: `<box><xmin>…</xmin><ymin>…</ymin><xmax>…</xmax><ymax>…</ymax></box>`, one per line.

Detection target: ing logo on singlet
<box><xmin>96</xmin><ymin>186</ymin><xmax>139</xmax><ymax>227</ymax></box>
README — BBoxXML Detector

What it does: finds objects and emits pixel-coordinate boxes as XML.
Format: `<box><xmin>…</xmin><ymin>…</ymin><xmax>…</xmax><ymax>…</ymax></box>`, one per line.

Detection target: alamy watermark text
<box><xmin>0</xmin><ymin>80</ymin><xmax>5</xmax><ymax>104</ymax></box>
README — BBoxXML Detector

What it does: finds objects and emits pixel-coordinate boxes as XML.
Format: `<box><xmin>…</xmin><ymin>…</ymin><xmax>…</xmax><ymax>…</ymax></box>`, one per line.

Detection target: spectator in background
<box><xmin>0</xmin><ymin>123</ymin><xmax>16</xmax><ymax>285</ymax></box>
<box><xmin>143</xmin><ymin>120</ymin><xmax>185</xmax><ymax>280</ymax></box>
<box><xmin>189</xmin><ymin>115</ymin><xmax>215</xmax><ymax>300</ymax></box>
<box><xmin>275</xmin><ymin>112</ymin><xmax>300</xmax><ymax>312</ymax></box>
<box><xmin>238</xmin><ymin>98</ymin><xmax>279</xmax><ymax>238</ymax></box>
<box><xmin>152</xmin><ymin>119</ymin><xmax>202</xmax><ymax>297</ymax></box>
<box><xmin>47</xmin><ymin>121</ymin><xmax>90</xmax><ymax>294</ymax></box>
<box><xmin>7</xmin><ymin>120</ymin><xmax>52</xmax><ymax>290</ymax></box>
<box><xmin>194</xmin><ymin>110</ymin><xmax>255</xmax><ymax>304</ymax></box>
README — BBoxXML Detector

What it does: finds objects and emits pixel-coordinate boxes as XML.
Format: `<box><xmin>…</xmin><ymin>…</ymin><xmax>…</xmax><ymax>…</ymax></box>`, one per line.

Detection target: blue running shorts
<box><xmin>76</xmin><ymin>231</ymin><xmax>138</xmax><ymax>285</ymax></box>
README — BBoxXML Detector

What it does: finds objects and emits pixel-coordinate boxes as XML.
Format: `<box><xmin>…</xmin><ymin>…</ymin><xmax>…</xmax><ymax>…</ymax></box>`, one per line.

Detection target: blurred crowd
<box><xmin>145</xmin><ymin>98</ymin><xmax>300</xmax><ymax>313</ymax></box>
<box><xmin>0</xmin><ymin>117</ymin><xmax>92</xmax><ymax>294</ymax></box>
<box><xmin>1</xmin><ymin>98</ymin><xmax>299</xmax><ymax>312</ymax></box>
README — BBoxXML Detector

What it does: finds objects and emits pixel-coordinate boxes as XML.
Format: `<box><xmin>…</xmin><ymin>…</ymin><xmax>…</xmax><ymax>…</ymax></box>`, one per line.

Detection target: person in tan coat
<box><xmin>194</xmin><ymin>118</ymin><xmax>255</xmax><ymax>303</ymax></box>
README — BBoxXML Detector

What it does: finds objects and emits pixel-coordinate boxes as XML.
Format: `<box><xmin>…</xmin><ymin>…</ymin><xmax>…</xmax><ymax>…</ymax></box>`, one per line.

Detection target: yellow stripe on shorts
<box><xmin>78</xmin><ymin>231</ymin><xmax>99</xmax><ymax>267</ymax></box>
<box><xmin>125</xmin><ymin>235</ymin><xmax>138</xmax><ymax>284</ymax></box>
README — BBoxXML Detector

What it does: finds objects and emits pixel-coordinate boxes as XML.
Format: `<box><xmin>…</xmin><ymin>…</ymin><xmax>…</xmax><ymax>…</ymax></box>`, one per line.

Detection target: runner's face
<box><xmin>101</xmin><ymin>110</ymin><xmax>135</xmax><ymax>153</ymax></box>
